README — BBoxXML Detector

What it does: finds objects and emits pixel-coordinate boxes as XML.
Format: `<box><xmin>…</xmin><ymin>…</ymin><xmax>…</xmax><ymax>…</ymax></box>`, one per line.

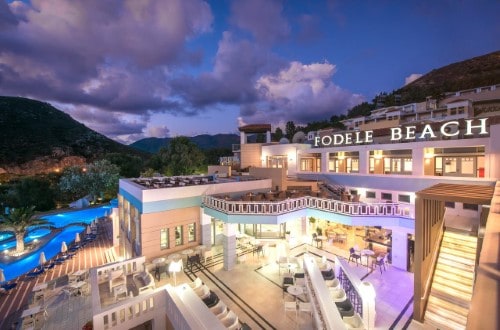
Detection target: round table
<box><xmin>181</xmin><ymin>249</ymin><xmax>194</xmax><ymax>256</ymax></box>
<box><xmin>152</xmin><ymin>257</ymin><xmax>166</xmax><ymax>265</ymax></box>
<box><xmin>287</xmin><ymin>285</ymin><xmax>304</xmax><ymax>299</ymax></box>
<box><xmin>167</xmin><ymin>254</ymin><xmax>181</xmax><ymax>262</ymax></box>
<box><xmin>361</xmin><ymin>249</ymin><xmax>375</xmax><ymax>267</ymax></box>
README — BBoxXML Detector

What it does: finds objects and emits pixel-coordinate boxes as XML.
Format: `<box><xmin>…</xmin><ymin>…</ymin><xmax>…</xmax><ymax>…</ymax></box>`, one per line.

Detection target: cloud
<box><xmin>146</xmin><ymin>125</ymin><xmax>170</xmax><ymax>138</ymax></box>
<box><xmin>171</xmin><ymin>31</ymin><xmax>285</xmax><ymax>108</ymax></box>
<box><xmin>0</xmin><ymin>0</ymin><xmax>212</xmax><ymax>114</ymax></box>
<box><xmin>253</xmin><ymin>61</ymin><xmax>364</xmax><ymax>124</ymax></box>
<box><xmin>405</xmin><ymin>73</ymin><xmax>423</xmax><ymax>85</ymax></box>
<box><xmin>230</xmin><ymin>0</ymin><xmax>290</xmax><ymax>44</ymax></box>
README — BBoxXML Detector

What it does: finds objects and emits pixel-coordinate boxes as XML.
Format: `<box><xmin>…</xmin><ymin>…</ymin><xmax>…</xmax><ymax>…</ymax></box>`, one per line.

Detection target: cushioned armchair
<box><xmin>133</xmin><ymin>271</ymin><xmax>156</xmax><ymax>294</ymax></box>
<box><xmin>108</xmin><ymin>270</ymin><xmax>126</xmax><ymax>292</ymax></box>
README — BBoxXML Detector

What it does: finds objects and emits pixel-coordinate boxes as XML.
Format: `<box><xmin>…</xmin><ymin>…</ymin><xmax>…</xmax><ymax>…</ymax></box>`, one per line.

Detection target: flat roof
<box><xmin>416</xmin><ymin>183</ymin><xmax>495</xmax><ymax>205</ymax></box>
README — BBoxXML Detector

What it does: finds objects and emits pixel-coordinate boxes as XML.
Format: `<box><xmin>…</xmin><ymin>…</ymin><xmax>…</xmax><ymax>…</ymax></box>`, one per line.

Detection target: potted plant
<box><xmin>285</xmin><ymin>230</ymin><xmax>291</xmax><ymax>241</ymax></box>
<box><xmin>82</xmin><ymin>320</ymin><xmax>93</xmax><ymax>330</ymax></box>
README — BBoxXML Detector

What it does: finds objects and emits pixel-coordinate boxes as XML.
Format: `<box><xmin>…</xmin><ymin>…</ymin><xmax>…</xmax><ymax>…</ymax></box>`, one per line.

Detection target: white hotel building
<box><xmin>112</xmin><ymin>84</ymin><xmax>500</xmax><ymax>329</ymax></box>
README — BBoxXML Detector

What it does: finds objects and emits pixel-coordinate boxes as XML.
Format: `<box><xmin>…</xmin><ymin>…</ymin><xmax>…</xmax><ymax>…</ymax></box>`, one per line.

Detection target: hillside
<box><xmin>0</xmin><ymin>96</ymin><xmax>145</xmax><ymax>173</ymax></box>
<box><xmin>397</xmin><ymin>51</ymin><xmax>500</xmax><ymax>104</ymax></box>
<box><xmin>130</xmin><ymin>134</ymin><xmax>239</xmax><ymax>153</ymax></box>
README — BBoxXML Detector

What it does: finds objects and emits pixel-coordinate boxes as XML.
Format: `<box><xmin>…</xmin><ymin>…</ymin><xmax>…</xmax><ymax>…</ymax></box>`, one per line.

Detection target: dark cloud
<box><xmin>0</xmin><ymin>0</ymin><xmax>213</xmax><ymax>114</ymax></box>
<box><xmin>230</xmin><ymin>0</ymin><xmax>290</xmax><ymax>44</ymax></box>
<box><xmin>171</xmin><ymin>32</ymin><xmax>286</xmax><ymax>108</ymax></box>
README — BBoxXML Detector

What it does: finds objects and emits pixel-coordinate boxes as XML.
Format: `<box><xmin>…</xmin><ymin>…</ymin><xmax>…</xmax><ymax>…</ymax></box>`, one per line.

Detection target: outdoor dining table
<box><xmin>152</xmin><ymin>257</ymin><xmax>166</xmax><ymax>265</ymax></box>
<box><xmin>361</xmin><ymin>249</ymin><xmax>375</xmax><ymax>267</ymax></box>
<box><xmin>287</xmin><ymin>285</ymin><xmax>304</xmax><ymax>300</ymax></box>
<box><xmin>167</xmin><ymin>254</ymin><xmax>181</xmax><ymax>262</ymax></box>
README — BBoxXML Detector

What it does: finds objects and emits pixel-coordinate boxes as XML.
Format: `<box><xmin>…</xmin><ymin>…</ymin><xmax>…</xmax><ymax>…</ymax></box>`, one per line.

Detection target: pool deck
<box><xmin>0</xmin><ymin>218</ymin><xmax>114</xmax><ymax>329</ymax></box>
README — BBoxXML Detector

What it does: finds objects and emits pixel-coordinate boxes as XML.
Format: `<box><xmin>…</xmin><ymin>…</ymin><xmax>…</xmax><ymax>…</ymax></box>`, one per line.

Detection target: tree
<box><xmin>85</xmin><ymin>160</ymin><xmax>120</xmax><ymax>202</ymax></box>
<box><xmin>105</xmin><ymin>153</ymin><xmax>144</xmax><ymax>178</ymax></box>
<box><xmin>6</xmin><ymin>177</ymin><xmax>56</xmax><ymax>211</ymax></box>
<box><xmin>285</xmin><ymin>121</ymin><xmax>296</xmax><ymax>140</ymax></box>
<box><xmin>58</xmin><ymin>160</ymin><xmax>120</xmax><ymax>203</ymax></box>
<box><xmin>158</xmin><ymin>136</ymin><xmax>205</xmax><ymax>175</ymax></box>
<box><xmin>274</xmin><ymin>127</ymin><xmax>284</xmax><ymax>141</ymax></box>
<box><xmin>0</xmin><ymin>206</ymin><xmax>51</xmax><ymax>253</ymax></box>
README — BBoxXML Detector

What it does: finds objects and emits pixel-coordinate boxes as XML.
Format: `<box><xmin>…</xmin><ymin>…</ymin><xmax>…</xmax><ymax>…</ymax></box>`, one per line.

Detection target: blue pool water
<box><xmin>0</xmin><ymin>201</ymin><xmax>115</xmax><ymax>281</ymax></box>
<box><xmin>1</xmin><ymin>225</ymin><xmax>85</xmax><ymax>281</ymax></box>
<box><xmin>0</xmin><ymin>228</ymin><xmax>51</xmax><ymax>251</ymax></box>
<box><xmin>42</xmin><ymin>204</ymin><xmax>112</xmax><ymax>228</ymax></box>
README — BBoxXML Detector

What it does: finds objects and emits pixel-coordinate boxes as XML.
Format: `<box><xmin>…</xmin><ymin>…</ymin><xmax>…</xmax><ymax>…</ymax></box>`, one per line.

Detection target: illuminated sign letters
<box><xmin>314</xmin><ymin>118</ymin><xmax>488</xmax><ymax>147</ymax></box>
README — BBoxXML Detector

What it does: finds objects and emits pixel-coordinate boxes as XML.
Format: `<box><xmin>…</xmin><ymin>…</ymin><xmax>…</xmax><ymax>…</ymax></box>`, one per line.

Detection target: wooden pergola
<box><xmin>416</xmin><ymin>183</ymin><xmax>494</xmax><ymax>205</ymax></box>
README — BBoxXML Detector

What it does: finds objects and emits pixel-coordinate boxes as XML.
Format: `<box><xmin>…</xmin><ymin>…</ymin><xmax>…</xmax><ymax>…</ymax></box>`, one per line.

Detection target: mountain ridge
<box><xmin>130</xmin><ymin>134</ymin><xmax>240</xmax><ymax>153</ymax></box>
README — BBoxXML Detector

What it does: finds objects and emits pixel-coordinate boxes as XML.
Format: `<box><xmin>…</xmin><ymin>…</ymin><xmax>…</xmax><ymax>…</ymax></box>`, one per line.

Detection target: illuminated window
<box><xmin>188</xmin><ymin>223</ymin><xmax>196</xmax><ymax>242</ymax></box>
<box><xmin>160</xmin><ymin>228</ymin><xmax>169</xmax><ymax>250</ymax></box>
<box><xmin>175</xmin><ymin>226</ymin><xmax>183</xmax><ymax>246</ymax></box>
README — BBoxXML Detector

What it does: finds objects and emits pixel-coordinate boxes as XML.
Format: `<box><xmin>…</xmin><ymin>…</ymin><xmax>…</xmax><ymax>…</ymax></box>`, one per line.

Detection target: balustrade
<box><xmin>202</xmin><ymin>195</ymin><xmax>414</xmax><ymax>219</ymax></box>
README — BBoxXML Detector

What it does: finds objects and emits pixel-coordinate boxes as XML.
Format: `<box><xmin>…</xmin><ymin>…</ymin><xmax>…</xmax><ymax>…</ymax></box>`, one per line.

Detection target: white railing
<box><xmin>334</xmin><ymin>256</ymin><xmax>376</xmax><ymax>329</ymax></box>
<box><xmin>93</xmin><ymin>290</ymin><xmax>166</xmax><ymax>329</ymax></box>
<box><xmin>303</xmin><ymin>254</ymin><xmax>346</xmax><ymax>330</ymax></box>
<box><xmin>202</xmin><ymin>195</ymin><xmax>414</xmax><ymax>219</ymax></box>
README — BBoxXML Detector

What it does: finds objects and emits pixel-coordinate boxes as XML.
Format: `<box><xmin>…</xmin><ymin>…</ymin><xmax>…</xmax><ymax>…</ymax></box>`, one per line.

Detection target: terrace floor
<box><xmin>9</xmin><ymin>237</ymin><xmax>418</xmax><ymax>330</ymax></box>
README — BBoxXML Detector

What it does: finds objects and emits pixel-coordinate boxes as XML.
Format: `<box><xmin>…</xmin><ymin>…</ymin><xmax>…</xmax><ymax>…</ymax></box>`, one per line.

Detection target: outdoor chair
<box><xmin>282</xmin><ymin>276</ymin><xmax>294</xmax><ymax>298</ymax></box>
<box><xmin>349</xmin><ymin>248</ymin><xmax>361</xmax><ymax>266</ymax></box>
<box><xmin>373</xmin><ymin>255</ymin><xmax>387</xmax><ymax>274</ymax></box>
<box><xmin>284</xmin><ymin>300</ymin><xmax>297</xmax><ymax>318</ymax></box>
<box><xmin>154</xmin><ymin>264</ymin><xmax>169</xmax><ymax>281</ymax></box>
<box><xmin>298</xmin><ymin>301</ymin><xmax>312</xmax><ymax>316</ymax></box>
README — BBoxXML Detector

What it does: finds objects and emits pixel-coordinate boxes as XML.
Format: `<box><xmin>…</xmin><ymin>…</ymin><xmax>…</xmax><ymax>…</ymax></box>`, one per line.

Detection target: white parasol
<box><xmin>61</xmin><ymin>241</ymin><xmax>68</xmax><ymax>254</ymax></box>
<box><xmin>39</xmin><ymin>252</ymin><xmax>46</xmax><ymax>266</ymax></box>
<box><xmin>86</xmin><ymin>225</ymin><xmax>92</xmax><ymax>235</ymax></box>
<box><xmin>75</xmin><ymin>233</ymin><xmax>81</xmax><ymax>244</ymax></box>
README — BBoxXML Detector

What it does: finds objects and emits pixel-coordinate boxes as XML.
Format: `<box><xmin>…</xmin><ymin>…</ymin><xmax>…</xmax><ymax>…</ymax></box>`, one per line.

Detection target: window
<box><xmin>188</xmin><ymin>223</ymin><xmax>196</xmax><ymax>242</ymax></box>
<box><xmin>398</xmin><ymin>195</ymin><xmax>410</xmax><ymax>203</ymax></box>
<box><xmin>350</xmin><ymin>190</ymin><xmax>358</xmax><ymax>196</ymax></box>
<box><xmin>369</xmin><ymin>158</ymin><xmax>375</xmax><ymax>173</ymax></box>
<box><xmin>444</xmin><ymin>201</ymin><xmax>455</xmax><ymax>208</ymax></box>
<box><xmin>175</xmin><ymin>226</ymin><xmax>183</xmax><ymax>246</ymax></box>
<box><xmin>381</xmin><ymin>193</ymin><xmax>392</xmax><ymax>201</ymax></box>
<box><xmin>366</xmin><ymin>191</ymin><xmax>376</xmax><ymax>199</ymax></box>
<box><xmin>160</xmin><ymin>228</ymin><xmax>169</xmax><ymax>250</ymax></box>
<box><xmin>463</xmin><ymin>203</ymin><xmax>478</xmax><ymax>211</ymax></box>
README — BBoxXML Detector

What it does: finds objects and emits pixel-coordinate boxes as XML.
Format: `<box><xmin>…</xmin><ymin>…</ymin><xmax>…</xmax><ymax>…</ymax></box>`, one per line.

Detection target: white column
<box><xmin>223</xmin><ymin>223</ymin><xmax>237</xmax><ymax>270</ymax></box>
<box><xmin>321</xmin><ymin>152</ymin><xmax>329</xmax><ymax>173</ymax></box>
<box><xmin>412</xmin><ymin>147</ymin><xmax>424</xmax><ymax>176</ymax></box>
<box><xmin>358</xmin><ymin>149</ymin><xmax>369</xmax><ymax>174</ymax></box>
<box><xmin>359</xmin><ymin>281</ymin><xmax>376</xmax><ymax>330</ymax></box>
<box><xmin>199</xmin><ymin>210</ymin><xmax>212</xmax><ymax>248</ymax></box>
<box><xmin>390</xmin><ymin>228</ymin><xmax>409</xmax><ymax>270</ymax></box>
<box><xmin>266</xmin><ymin>130</ymin><xmax>271</xmax><ymax>143</ymax></box>
<box><xmin>240</xmin><ymin>131</ymin><xmax>246</xmax><ymax>145</ymax></box>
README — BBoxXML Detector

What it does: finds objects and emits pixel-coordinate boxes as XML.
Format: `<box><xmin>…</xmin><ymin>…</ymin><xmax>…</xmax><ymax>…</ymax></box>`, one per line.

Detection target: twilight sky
<box><xmin>0</xmin><ymin>0</ymin><xmax>499</xmax><ymax>143</ymax></box>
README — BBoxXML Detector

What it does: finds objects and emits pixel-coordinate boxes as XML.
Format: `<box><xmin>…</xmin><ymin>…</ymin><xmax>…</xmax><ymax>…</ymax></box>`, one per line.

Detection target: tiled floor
<box><xmin>38</xmin><ymin>240</ymin><xmax>415</xmax><ymax>329</ymax></box>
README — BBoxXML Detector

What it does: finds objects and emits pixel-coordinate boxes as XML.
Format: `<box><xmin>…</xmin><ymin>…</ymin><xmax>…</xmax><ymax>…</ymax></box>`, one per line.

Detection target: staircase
<box><xmin>424</xmin><ymin>230</ymin><xmax>477</xmax><ymax>330</ymax></box>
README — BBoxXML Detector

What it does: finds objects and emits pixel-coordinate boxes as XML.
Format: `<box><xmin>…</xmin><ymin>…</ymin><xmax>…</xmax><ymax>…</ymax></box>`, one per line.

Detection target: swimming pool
<box><xmin>0</xmin><ymin>225</ymin><xmax>85</xmax><ymax>281</ymax></box>
<box><xmin>0</xmin><ymin>228</ymin><xmax>51</xmax><ymax>251</ymax></box>
<box><xmin>0</xmin><ymin>201</ymin><xmax>115</xmax><ymax>281</ymax></box>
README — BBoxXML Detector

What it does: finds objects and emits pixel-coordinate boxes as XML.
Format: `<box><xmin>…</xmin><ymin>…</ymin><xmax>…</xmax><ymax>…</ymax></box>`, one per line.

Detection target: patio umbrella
<box><xmin>86</xmin><ymin>225</ymin><xmax>92</xmax><ymax>235</ymax></box>
<box><xmin>0</xmin><ymin>268</ymin><xmax>5</xmax><ymax>283</ymax></box>
<box><xmin>61</xmin><ymin>241</ymin><xmax>68</xmax><ymax>253</ymax></box>
<box><xmin>39</xmin><ymin>252</ymin><xmax>46</xmax><ymax>266</ymax></box>
<box><xmin>75</xmin><ymin>233</ymin><xmax>81</xmax><ymax>244</ymax></box>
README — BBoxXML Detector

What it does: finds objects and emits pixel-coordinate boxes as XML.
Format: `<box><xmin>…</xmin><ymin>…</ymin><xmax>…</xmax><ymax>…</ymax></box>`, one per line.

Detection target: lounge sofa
<box><xmin>133</xmin><ymin>271</ymin><xmax>156</xmax><ymax>294</ymax></box>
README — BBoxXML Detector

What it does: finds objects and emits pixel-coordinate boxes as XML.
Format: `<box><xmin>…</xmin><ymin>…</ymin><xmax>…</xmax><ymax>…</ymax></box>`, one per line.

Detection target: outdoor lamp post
<box><xmin>169</xmin><ymin>260</ymin><xmax>182</xmax><ymax>286</ymax></box>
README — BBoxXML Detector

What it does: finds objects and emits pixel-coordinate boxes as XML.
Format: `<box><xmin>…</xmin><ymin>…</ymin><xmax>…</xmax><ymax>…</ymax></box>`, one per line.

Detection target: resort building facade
<box><xmin>114</xmin><ymin>84</ymin><xmax>500</xmax><ymax>329</ymax></box>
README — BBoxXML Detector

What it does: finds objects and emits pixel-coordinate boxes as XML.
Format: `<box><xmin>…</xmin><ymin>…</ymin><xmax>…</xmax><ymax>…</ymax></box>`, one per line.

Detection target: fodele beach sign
<box><xmin>314</xmin><ymin>118</ymin><xmax>489</xmax><ymax>147</ymax></box>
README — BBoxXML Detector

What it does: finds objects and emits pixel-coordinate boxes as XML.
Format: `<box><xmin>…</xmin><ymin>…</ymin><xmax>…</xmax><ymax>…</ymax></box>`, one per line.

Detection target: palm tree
<box><xmin>0</xmin><ymin>206</ymin><xmax>51</xmax><ymax>254</ymax></box>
